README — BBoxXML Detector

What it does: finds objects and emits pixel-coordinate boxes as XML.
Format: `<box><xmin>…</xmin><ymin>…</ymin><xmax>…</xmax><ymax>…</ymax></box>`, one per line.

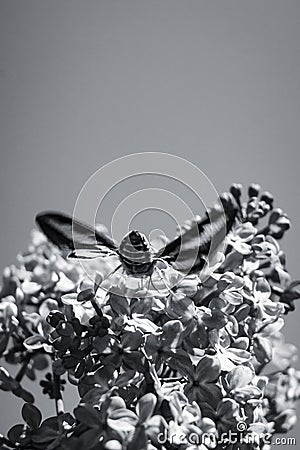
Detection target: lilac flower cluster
<box><xmin>0</xmin><ymin>184</ymin><xmax>300</xmax><ymax>450</ymax></box>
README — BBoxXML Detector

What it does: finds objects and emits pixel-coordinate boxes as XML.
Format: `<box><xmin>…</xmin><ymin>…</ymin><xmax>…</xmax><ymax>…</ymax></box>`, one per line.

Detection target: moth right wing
<box><xmin>156</xmin><ymin>193</ymin><xmax>239</xmax><ymax>274</ymax></box>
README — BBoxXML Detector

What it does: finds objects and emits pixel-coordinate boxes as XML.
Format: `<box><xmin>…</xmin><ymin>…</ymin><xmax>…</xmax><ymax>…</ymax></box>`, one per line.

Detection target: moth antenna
<box><xmin>95</xmin><ymin>263</ymin><xmax>123</xmax><ymax>292</ymax></box>
<box><xmin>148</xmin><ymin>273</ymin><xmax>161</xmax><ymax>296</ymax></box>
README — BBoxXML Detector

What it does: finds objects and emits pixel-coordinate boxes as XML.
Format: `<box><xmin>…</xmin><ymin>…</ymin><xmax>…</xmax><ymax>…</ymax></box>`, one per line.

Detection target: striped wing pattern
<box><xmin>157</xmin><ymin>193</ymin><xmax>238</xmax><ymax>274</ymax></box>
<box><xmin>35</xmin><ymin>212</ymin><xmax>117</xmax><ymax>258</ymax></box>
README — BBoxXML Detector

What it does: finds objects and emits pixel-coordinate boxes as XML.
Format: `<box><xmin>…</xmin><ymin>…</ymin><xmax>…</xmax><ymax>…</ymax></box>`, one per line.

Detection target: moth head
<box><xmin>118</xmin><ymin>230</ymin><xmax>152</xmax><ymax>262</ymax></box>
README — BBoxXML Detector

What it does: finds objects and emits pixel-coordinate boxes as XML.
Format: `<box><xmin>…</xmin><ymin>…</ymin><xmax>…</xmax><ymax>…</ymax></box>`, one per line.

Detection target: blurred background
<box><xmin>0</xmin><ymin>1</ymin><xmax>300</xmax><ymax>446</ymax></box>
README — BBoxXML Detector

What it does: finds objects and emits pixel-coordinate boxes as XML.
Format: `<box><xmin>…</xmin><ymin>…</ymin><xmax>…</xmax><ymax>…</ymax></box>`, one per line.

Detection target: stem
<box><xmin>53</xmin><ymin>373</ymin><xmax>64</xmax><ymax>415</ymax></box>
<box><xmin>17</xmin><ymin>310</ymin><xmax>32</xmax><ymax>338</ymax></box>
<box><xmin>52</xmin><ymin>358</ymin><xmax>64</xmax><ymax>416</ymax></box>
<box><xmin>160</xmin><ymin>376</ymin><xmax>186</xmax><ymax>383</ymax></box>
<box><xmin>256</xmin><ymin>362</ymin><xmax>268</xmax><ymax>375</ymax></box>
<box><xmin>0</xmin><ymin>434</ymin><xmax>16</xmax><ymax>448</ymax></box>
<box><xmin>91</xmin><ymin>297</ymin><xmax>103</xmax><ymax>317</ymax></box>
<box><xmin>15</xmin><ymin>354</ymin><xmax>31</xmax><ymax>383</ymax></box>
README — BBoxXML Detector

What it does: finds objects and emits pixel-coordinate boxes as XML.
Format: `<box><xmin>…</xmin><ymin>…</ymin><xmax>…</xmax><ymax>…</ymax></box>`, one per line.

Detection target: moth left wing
<box><xmin>35</xmin><ymin>211</ymin><xmax>118</xmax><ymax>259</ymax></box>
<box><xmin>156</xmin><ymin>193</ymin><xmax>239</xmax><ymax>274</ymax></box>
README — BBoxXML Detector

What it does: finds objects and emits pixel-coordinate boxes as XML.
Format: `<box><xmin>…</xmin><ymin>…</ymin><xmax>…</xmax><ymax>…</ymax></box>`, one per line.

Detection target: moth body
<box><xmin>118</xmin><ymin>230</ymin><xmax>155</xmax><ymax>276</ymax></box>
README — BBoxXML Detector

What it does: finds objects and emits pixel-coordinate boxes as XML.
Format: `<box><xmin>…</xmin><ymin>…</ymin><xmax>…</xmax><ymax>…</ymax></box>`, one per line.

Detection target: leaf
<box><xmin>32</xmin><ymin>354</ymin><xmax>49</xmax><ymax>371</ymax></box>
<box><xmin>146</xmin><ymin>414</ymin><xmax>168</xmax><ymax>441</ymax></box>
<box><xmin>221</xmin><ymin>290</ymin><xmax>243</xmax><ymax>305</ymax></box>
<box><xmin>22</xmin><ymin>403</ymin><xmax>42</xmax><ymax>430</ymax></box>
<box><xmin>109</xmin><ymin>294</ymin><xmax>130</xmax><ymax>316</ymax></box>
<box><xmin>188</xmin><ymin>381</ymin><xmax>222</xmax><ymax>407</ymax></box>
<box><xmin>166</xmin><ymin>294</ymin><xmax>194</xmax><ymax>320</ymax></box>
<box><xmin>234</xmin><ymin>304</ymin><xmax>250</xmax><ymax>322</ymax></box>
<box><xmin>21</xmin><ymin>281</ymin><xmax>41</xmax><ymax>295</ymax></box>
<box><xmin>24</xmin><ymin>334</ymin><xmax>45</xmax><ymax>351</ymax></box>
<box><xmin>107</xmin><ymin>408</ymin><xmax>138</xmax><ymax>433</ymax></box>
<box><xmin>254</xmin><ymin>277</ymin><xmax>271</xmax><ymax>301</ymax></box>
<box><xmin>56</xmin><ymin>322</ymin><xmax>74</xmax><ymax>337</ymax></box>
<box><xmin>46</xmin><ymin>310</ymin><xmax>65</xmax><ymax>327</ymax></box>
<box><xmin>55</xmin><ymin>272</ymin><xmax>75</xmax><ymax>292</ymax></box>
<box><xmin>218</xmin><ymin>272</ymin><xmax>235</xmax><ymax>291</ymax></box>
<box><xmin>116</xmin><ymin>370</ymin><xmax>136</xmax><ymax>388</ymax></box>
<box><xmin>281</xmin><ymin>280</ymin><xmax>300</xmax><ymax>304</ymax></box>
<box><xmin>61</xmin><ymin>293</ymin><xmax>78</xmax><ymax>305</ymax></box>
<box><xmin>202</xmin><ymin>308</ymin><xmax>228</xmax><ymax>329</ymax></box>
<box><xmin>124</xmin><ymin>351</ymin><xmax>145</xmax><ymax>372</ymax></box>
<box><xmin>232</xmin><ymin>337</ymin><xmax>249</xmax><ymax>350</ymax></box>
<box><xmin>254</xmin><ymin>336</ymin><xmax>273</xmax><ymax>364</ymax></box>
<box><xmin>236</xmin><ymin>222</ymin><xmax>257</xmax><ymax>240</ymax></box>
<box><xmin>122</xmin><ymin>331</ymin><xmax>143</xmax><ymax>350</ymax></box>
<box><xmin>217</xmin><ymin>398</ymin><xmax>240</xmax><ymax>421</ymax></box>
<box><xmin>168</xmin><ymin>349</ymin><xmax>193</xmax><ymax>377</ymax></box>
<box><xmin>75</xmin><ymin>429</ymin><xmax>102</xmax><ymax>449</ymax></box>
<box><xmin>231</xmin><ymin>241</ymin><xmax>252</xmax><ymax>255</ymax></box>
<box><xmin>161</xmin><ymin>320</ymin><xmax>183</xmax><ymax>348</ymax></box>
<box><xmin>126</xmin><ymin>316</ymin><xmax>159</xmax><ymax>333</ymax></box>
<box><xmin>227</xmin><ymin>366</ymin><xmax>254</xmax><ymax>390</ymax></box>
<box><xmin>1</xmin><ymin>302</ymin><xmax>18</xmax><ymax>320</ymax></box>
<box><xmin>127</xmin><ymin>427</ymin><xmax>147</xmax><ymax>450</ymax></box>
<box><xmin>224</xmin><ymin>347</ymin><xmax>251</xmax><ymax>365</ymax></box>
<box><xmin>52</xmin><ymin>359</ymin><xmax>66</xmax><ymax>376</ymax></box>
<box><xmin>0</xmin><ymin>368</ymin><xmax>34</xmax><ymax>402</ymax></box>
<box><xmin>93</xmin><ymin>334</ymin><xmax>112</xmax><ymax>353</ymax></box>
<box><xmin>30</xmin><ymin>417</ymin><xmax>59</xmax><ymax>444</ymax></box>
<box><xmin>259</xmin><ymin>318</ymin><xmax>284</xmax><ymax>336</ymax></box>
<box><xmin>222</xmin><ymin>250</ymin><xmax>244</xmax><ymax>271</ymax></box>
<box><xmin>39</xmin><ymin>299</ymin><xmax>59</xmax><ymax>319</ymax></box>
<box><xmin>0</xmin><ymin>333</ymin><xmax>9</xmax><ymax>355</ymax></box>
<box><xmin>0</xmin><ymin>367</ymin><xmax>11</xmax><ymax>384</ymax></box>
<box><xmin>16</xmin><ymin>386</ymin><xmax>34</xmax><ymax>403</ymax></box>
<box><xmin>273</xmin><ymin>409</ymin><xmax>297</xmax><ymax>433</ymax></box>
<box><xmin>105</xmin><ymin>440</ymin><xmax>123</xmax><ymax>450</ymax></box>
<box><xmin>74</xmin><ymin>360</ymin><xmax>86</xmax><ymax>379</ymax></box>
<box><xmin>77</xmin><ymin>289</ymin><xmax>95</xmax><ymax>303</ymax></box>
<box><xmin>130</xmin><ymin>297</ymin><xmax>153</xmax><ymax>315</ymax></box>
<box><xmin>8</xmin><ymin>424</ymin><xmax>30</xmax><ymax>445</ymax></box>
<box><xmin>136</xmin><ymin>393</ymin><xmax>157</xmax><ymax>423</ymax></box>
<box><xmin>195</xmin><ymin>355</ymin><xmax>221</xmax><ymax>382</ymax></box>
<box><xmin>74</xmin><ymin>405</ymin><xmax>100</xmax><ymax>428</ymax></box>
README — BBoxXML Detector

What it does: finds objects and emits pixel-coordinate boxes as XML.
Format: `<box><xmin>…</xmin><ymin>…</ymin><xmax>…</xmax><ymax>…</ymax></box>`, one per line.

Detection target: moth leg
<box><xmin>153</xmin><ymin>266</ymin><xmax>173</xmax><ymax>295</ymax></box>
<box><xmin>138</xmin><ymin>275</ymin><xmax>146</xmax><ymax>290</ymax></box>
<box><xmin>105</xmin><ymin>263</ymin><xmax>123</xmax><ymax>280</ymax></box>
<box><xmin>95</xmin><ymin>263</ymin><xmax>123</xmax><ymax>292</ymax></box>
<box><xmin>143</xmin><ymin>274</ymin><xmax>153</xmax><ymax>298</ymax></box>
<box><xmin>148</xmin><ymin>274</ymin><xmax>160</xmax><ymax>296</ymax></box>
<box><xmin>153</xmin><ymin>257</ymin><xmax>171</xmax><ymax>270</ymax></box>
<box><xmin>137</xmin><ymin>274</ymin><xmax>152</xmax><ymax>297</ymax></box>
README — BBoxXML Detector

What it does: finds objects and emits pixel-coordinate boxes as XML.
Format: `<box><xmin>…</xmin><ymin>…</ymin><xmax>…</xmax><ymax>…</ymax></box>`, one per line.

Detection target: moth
<box><xmin>35</xmin><ymin>193</ymin><xmax>238</xmax><ymax>290</ymax></box>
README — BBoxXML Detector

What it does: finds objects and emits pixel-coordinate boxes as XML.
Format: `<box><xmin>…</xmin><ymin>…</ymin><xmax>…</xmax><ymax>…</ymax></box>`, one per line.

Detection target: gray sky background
<box><xmin>0</xmin><ymin>0</ymin><xmax>300</xmax><ymax>445</ymax></box>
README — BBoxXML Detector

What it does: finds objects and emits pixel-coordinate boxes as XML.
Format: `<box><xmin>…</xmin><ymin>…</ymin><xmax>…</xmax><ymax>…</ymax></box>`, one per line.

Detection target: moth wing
<box><xmin>35</xmin><ymin>211</ymin><xmax>118</xmax><ymax>258</ymax></box>
<box><xmin>68</xmin><ymin>248</ymin><xmax>115</xmax><ymax>260</ymax></box>
<box><xmin>156</xmin><ymin>193</ymin><xmax>239</xmax><ymax>274</ymax></box>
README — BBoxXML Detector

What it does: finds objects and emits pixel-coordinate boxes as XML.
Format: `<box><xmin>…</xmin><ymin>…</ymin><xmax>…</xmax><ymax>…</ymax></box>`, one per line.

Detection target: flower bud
<box><xmin>248</xmin><ymin>183</ymin><xmax>261</xmax><ymax>197</ymax></box>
